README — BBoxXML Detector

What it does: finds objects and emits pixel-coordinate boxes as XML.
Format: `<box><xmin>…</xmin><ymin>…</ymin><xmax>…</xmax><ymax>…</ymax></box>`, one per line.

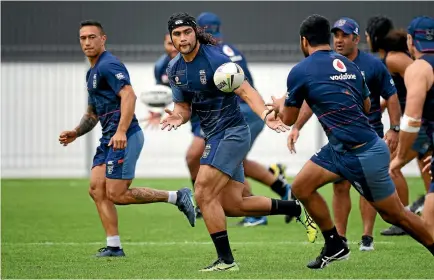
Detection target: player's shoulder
<box><xmin>167</xmin><ymin>53</ymin><xmax>182</xmax><ymax>73</ymax></box>
<box><xmin>201</xmin><ymin>44</ymin><xmax>231</xmax><ymax>68</ymax></box>
<box><xmin>202</xmin><ymin>43</ymin><xmax>226</xmax><ymax>57</ymax></box>
<box><xmin>98</xmin><ymin>51</ymin><xmax>125</xmax><ymax>70</ymax></box>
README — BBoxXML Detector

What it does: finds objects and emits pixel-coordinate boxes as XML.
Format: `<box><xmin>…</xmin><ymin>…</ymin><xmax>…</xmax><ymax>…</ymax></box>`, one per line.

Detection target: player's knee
<box><xmin>333</xmin><ymin>181</ymin><xmax>351</xmax><ymax>195</ymax></box>
<box><xmin>378</xmin><ymin>208</ymin><xmax>405</xmax><ymax>226</ymax></box>
<box><xmin>105</xmin><ymin>181</ymin><xmax>129</xmax><ymax>204</ymax></box>
<box><xmin>194</xmin><ymin>182</ymin><xmax>215</xmax><ymax>206</ymax></box>
<box><xmin>291</xmin><ymin>183</ymin><xmax>309</xmax><ymax>201</ymax></box>
<box><xmin>89</xmin><ymin>180</ymin><xmax>105</xmax><ymax>202</ymax></box>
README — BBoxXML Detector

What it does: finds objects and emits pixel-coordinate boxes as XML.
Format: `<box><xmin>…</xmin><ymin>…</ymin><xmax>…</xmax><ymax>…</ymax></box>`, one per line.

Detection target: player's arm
<box><xmin>280</xmin><ymin>66</ymin><xmax>306</xmax><ymax>126</ymax></box>
<box><xmin>117</xmin><ymin>85</ymin><xmax>137</xmax><ymax>133</ymax></box>
<box><xmin>292</xmin><ymin>101</ymin><xmax>313</xmax><ymax>130</ymax></box>
<box><xmin>396</xmin><ymin>60</ymin><xmax>433</xmax><ymax>160</ymax></box>
<box><xmin>385</xmin><ymin>95</ymin><xmax>401</xmax><ymax>127</ymax></box>
<box><xmin>172</xmin><ymin>102</ymin><xmax>191</xmax><ymax>125</ymax></box>
<box><xmin>74</xmin><ymin>104</ymin><xmax>99</xmax><ymax>137</ymax></box>
<box><xmin>234</xmin><ymin>81</ymin><xmax>270</xmax><ymax>120</ymax></box>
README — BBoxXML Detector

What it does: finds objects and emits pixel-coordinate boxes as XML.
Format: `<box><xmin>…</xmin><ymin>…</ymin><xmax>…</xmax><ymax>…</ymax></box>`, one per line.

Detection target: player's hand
<box><xmin>265</xmin><ymin>113</ymin><xmax>290</xmax><ymax>133</ymax></box>
<box><xmin>389</xmin><ymin>156</ymin><xmax>406</xmax><ymax>175</ymax></box>
<box><xmin>59</xmin><ymin>130</ymin><xmax>78</xmax><ymax>146</ymax></box>
<box><xmin>287</xmin><ymin>127</ymin><xmax>300</xmax><ymax>154</ymax></box>
<box><xmin>422</xmin><ymin>155</ymin><xmax>432</xmax><ymax>174</ymax></box>
<box><xmin>109</xmin><ymin>131</ymin><xmax>127</xmax><ymax>150</ymax></box>
<box><xmin>384</xmin><ymin>130</ymin><xmax>399</xmax><ymax>153</ymax></box>
<box><xmin>265</xmin><ymin>96</ymin><xmax>283</xmax><ymax>118</ymax></box>
<box><xmin>161</xmin><ymin>108</ymin><xmax>183</xmax><ymax>131</ymax></box>
<box><xmin>143</xmin><ymin>111</ymin><xmax>162</xmax><ymax>130</ymax></box>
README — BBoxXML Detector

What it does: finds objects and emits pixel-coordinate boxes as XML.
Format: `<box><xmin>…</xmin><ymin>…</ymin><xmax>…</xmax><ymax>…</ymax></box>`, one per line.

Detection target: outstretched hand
<box><xmin>160</xmin><ymin>108</ymin><xmax>184</xmax><ymax>131</ymax></box>
<box><xmin>264</xmin><ymin>112</ymin><xmax>290</xmax><ymax>133</ymax></box>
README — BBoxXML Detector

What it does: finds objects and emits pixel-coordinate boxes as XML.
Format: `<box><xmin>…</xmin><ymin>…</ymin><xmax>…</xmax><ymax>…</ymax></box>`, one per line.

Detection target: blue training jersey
<box><xmin>353</xmin><ymin>50</ymin><xmax>397</xmax><ymax>137</ymax></box>
<box><xmin>154</xmin><ymin>54</ymin><xmax>172</xmax><ymax>86</ymax></box>
<box><xmin>167</xmin><ymin>44</ymin><xmax>246</xmax><ymax>138</ymax></box>
<box><xmin>285</xmin><ymin>50</ymin><xmax>377</xmax><ymax>152</ymax></box>
<box><xmin>87</xmin><ymin>51</ymin><xmax>140</xmax><ymax>143</ymax></box>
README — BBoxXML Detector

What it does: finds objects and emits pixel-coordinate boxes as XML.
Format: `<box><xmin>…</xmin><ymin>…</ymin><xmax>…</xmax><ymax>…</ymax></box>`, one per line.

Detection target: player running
<box><xmin>162</xmin><ymin>12</ymin><xmax>318</xmax><ymax>271</ymax></box>
<box><xmin>287</xmin><ymin>17</ymin><xmax>401</xmax><ymax>251</ymax></box>
<box><xmin>268</xmin><ymin>14</ymin><xmax>434</xmax><ymax>269</ymax></box>
<box><xmin>59</xmin><ymin>20</ymin><xmax>196</xmax><ymax>257</ymax></box>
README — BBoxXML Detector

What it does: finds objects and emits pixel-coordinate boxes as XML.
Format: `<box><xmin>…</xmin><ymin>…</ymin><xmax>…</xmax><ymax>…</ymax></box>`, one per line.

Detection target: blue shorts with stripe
<box><xmin>200</xmin><ymin>125</ymin><xmax>251</xmax><ymax>183</ymax></box>
<box><xmin>312</xmin><ymin>137</ymin><xmax>395</xmax><ymax>202</ymax></box>
<box><xmin>92</xmin><ymin>129</ymin><xmax>144</xmax><ymax>180</ymax></box>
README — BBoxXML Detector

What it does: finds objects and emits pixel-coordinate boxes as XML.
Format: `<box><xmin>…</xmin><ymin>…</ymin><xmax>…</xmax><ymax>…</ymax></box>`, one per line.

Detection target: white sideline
<box><xmin>2</xmin><ymin>241</ymin><xmax>395</xmax><ymax>246</ymax></box>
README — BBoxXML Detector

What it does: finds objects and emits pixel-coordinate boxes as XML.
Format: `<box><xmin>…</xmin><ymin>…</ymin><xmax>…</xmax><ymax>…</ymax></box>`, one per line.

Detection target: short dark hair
<box><xmin>366</xmin><ymin>15</ymin><xmax>394</xmax><ymax>52</ymax></box>
<box><xmin>80</xmin><ymin>20</ymin><xmax>105</xmax><ymax>35</ymax></box>
<box><xmin>383</xmin><ymin>29</ymin><xmax>408</xmax><ymax>53</ymax></box>
<box><xmin>299</xmin><ymin>14</ymin><xmax>331</xmax><ymax>47</ymax></box>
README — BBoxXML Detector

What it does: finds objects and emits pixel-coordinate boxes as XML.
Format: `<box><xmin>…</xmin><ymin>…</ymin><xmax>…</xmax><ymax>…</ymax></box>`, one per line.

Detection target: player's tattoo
<box><xmin>76</xmin><ymin>105</ymin><xmax>99</xmax><ymax>137</ymax></box>
<box><xmin>130</xmin><ymin>188</ymin><xmax>169</xmax><ymax>203</ymax></box>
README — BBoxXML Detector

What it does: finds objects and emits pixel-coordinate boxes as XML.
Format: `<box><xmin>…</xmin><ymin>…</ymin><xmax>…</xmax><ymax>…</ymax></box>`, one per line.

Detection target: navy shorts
<box><xmin>311</xmin><ymin>137</ymin><xmax>395</xmax><ymax>202</ymax></box>
<box><xmin>240</xmin><ymin>102</ymin><xmax>264</xmax><ymax>146</ymax></box>
<box><xmin>92</xmin><ymin>130</ymin><xmax>144</xmax><ymax>180</ymax></box>
<box><xmin>412</xmin><ymin>126</ymin><xmax>432</xmax><ymax>159</ymax></box>
<box><xmin>191</xmin><ymin>119</ymin><xmax>205</xmax><ymax>138</ymax></box>
<box><xmin>200</xmin><ymin>125</ymin><xmax>251</xmax><ymax>183</ymax></box>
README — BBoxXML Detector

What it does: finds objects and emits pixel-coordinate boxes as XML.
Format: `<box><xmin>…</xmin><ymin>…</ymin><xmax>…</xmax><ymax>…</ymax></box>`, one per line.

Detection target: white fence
<box><xmin>1</xmin><ymin>62</ymin><xmax>421</xmax><ymax>178</ymax></box>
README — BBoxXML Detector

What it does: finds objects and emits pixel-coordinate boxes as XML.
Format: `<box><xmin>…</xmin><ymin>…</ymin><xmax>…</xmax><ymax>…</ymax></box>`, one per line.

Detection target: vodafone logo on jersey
<box><xmin>332</xmin><ymin>59</ymin><xmax>347</xmax><ymax>72</ymax></box>
<box><xmin>330</xmin><ymin>58</ymin><xmax>356</xmax><ymax>80</ymax></box>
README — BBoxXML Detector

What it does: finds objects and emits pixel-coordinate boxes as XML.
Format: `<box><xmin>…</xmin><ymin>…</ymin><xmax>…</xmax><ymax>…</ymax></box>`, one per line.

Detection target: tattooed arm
<box><xmin>74</xmin><ymin>105</ymin><xmax>99</xmax><ymax>137</ymax></box>
<box><xmin>59</xmin><ymin>105</ymin><xmax>99</xmax><ymax>146</ymax></box>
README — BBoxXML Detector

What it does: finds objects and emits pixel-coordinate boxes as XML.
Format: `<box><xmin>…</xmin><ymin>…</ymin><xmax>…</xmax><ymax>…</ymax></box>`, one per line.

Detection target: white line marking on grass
<box><xmin>2</xmin><ymin>241</ymin><xmax>395</xmax><ymax>246</ymax></box>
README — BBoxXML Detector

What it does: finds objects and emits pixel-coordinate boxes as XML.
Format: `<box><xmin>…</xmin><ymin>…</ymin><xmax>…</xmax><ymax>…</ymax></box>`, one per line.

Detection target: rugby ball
<box><xmin>140</xmin><ymin>85</ymin><xmax>173</xmax><ymax>108</ymax></box>
<box><xmin>213</xmin><ymin>62</ymin><xmax>245</xmax><ymax>93</ymax></box>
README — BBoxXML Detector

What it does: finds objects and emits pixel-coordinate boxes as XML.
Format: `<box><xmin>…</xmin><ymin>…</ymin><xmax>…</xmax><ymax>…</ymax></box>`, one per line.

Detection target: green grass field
<box><xmin>1</xmin><ymin>177</ymin><xmax>432</xmax><ymax>279</ymax></box>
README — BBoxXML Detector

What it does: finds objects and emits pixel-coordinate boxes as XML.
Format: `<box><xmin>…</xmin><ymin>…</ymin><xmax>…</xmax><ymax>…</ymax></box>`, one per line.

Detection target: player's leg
<box><xmin>241</xmin><ymin>103</ymin><xmax>291</xmax><ymax>200</ymax></box>
<box><xmin>235</xmin><ymin>178</ymin><xmax>269</xmax><ymax>227</ymax></box>
<box><xmin>88</xmin><ymin>144</ymin><xmax>124</xmax><ymax>257</ymax></box>
<box><xmin>359</xmin><ymin>196</ymin><xmax>376</xmax><ymax>251</ymax></box>
<box><xmin>293</xmin><ymin>144</ymin><xmax>351</xmax><ymax>269</ymax></box>
<box><xmin>332</xmin><ymin>179</ymin><xmax>351</xmax><ymax>241</ymax></box>
<box><xmin>185</xmin><ymin>136</ymin><xmax>205</xmax><ymax>187</ymax></box>
<box><xmin>185</xmin><ymin>128</ymin><xmax>206</xmax><ymax>218</ymax></box>
<box><xmin>381</xmin><ymin>147</ymin><xmax>420</xmax><ymax>236</ymax></box>
<box><xmin>104</xmin><ymin>130</ymin><xmax>196</xmax><ymax>226</ymax></box>
<box><xmin>348</xmin><ymin>138</ymin><xmax>434</xmax><ymax>255</ymax></box>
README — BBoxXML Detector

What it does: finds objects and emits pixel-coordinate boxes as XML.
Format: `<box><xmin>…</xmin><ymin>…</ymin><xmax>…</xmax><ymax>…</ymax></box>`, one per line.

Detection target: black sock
<box><xmin>425</xmin><ymin>243</ymin><xmax>434</xmax><ymax>256</ymax></box>
<box><xmin>270</xmin><ymin>179</ymin><xmax>287</xmax><ymax>197</ymax></box>
<box><xmin>210</xmin><ymin>231</ymin><xmax>234</xmax><ymax>264</ymax></box>
<box><xmin>269</xmin><ymin>199</ymin><xmax>301</xmax><ymax>216</ymax></box>
<box><xmin>322</xmin><ymin>227</ymin><xmax>343</xmax><ymax>246</ymax></box>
